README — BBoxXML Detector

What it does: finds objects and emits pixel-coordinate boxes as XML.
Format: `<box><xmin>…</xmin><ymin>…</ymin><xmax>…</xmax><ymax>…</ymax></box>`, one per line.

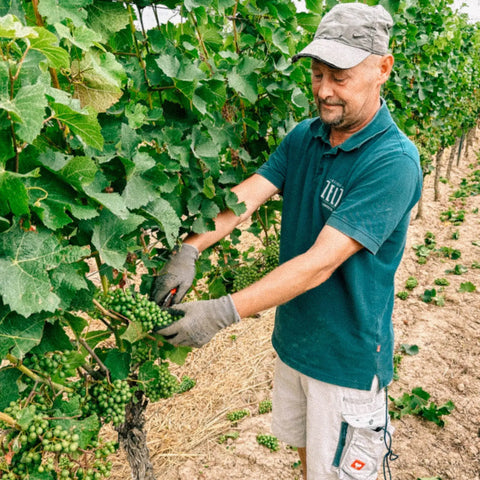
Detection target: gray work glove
<box><xmin>150</xmin><ymin>244</ymin><xmax>199</xmax><ymax>305</ymax></box>
<box><xmin>156</xmin><ymin>295</ymin><xmax>241</xmax><ymax>348</ymax></box>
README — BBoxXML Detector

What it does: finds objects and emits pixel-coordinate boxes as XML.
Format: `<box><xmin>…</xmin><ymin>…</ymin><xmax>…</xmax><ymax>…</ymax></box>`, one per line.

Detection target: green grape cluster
<box><xmin>131</xmin><ymin>341</ymin><xmax>153</xmax><ymax>363</ymax></box>
<box><xmin>105</xmin><ymin>288</ymin><xmax>181</xmax><ymax>332</ymax></box>
<box><xmin>232</xmin><ymin>265</ymin><xmax>261</xmax><ymax>292</ymax></box>
<box><xmin>256</xmin><ymin>434</ymin><xmax>279</xmax><ymax>451</ymax></box>
<box><xmin>0</xmin><ymin>402</ymin><xmax>105</xmax><ymax>480</ymax></box>
<box><xmin>23</xmin><ymin>350</ymin><xmax>70</xmax><ymax>378</ymax></box>
<box><xmin>230</xmin><ymin>238</ymin><xmax>280</xmax><ymax>293</ymax></box>
<box><xmin>85</xmin><ymin>379</ymin><xmax>132</xmax><ymax>426</ymax></box>
<box><xmin>263</xmin><ymin>240</ymin><xmax>280</xmax><ymax>273</ymax></box>
<box><xmin>144</xmin><ymin>363</ymin><xmax>178</xmax><ymax>401</ymax></box>
<box><xmin>177</xmin><ymin>375</ymin><xmax>196</xmax><ymax>394</ymax></box>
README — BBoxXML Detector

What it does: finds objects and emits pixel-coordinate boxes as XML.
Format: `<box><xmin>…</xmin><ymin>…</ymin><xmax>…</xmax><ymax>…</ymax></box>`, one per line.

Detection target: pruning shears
<box><xmin>162</xmin><ymin>287</ymin><xmax>177</xmax><ymax>307</ymax></box>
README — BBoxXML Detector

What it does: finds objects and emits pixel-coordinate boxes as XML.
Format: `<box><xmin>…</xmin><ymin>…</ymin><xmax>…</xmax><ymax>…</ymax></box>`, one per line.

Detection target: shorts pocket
<box><xmin>334</xmin><ymin>406</ymin><xmax>394</xmax><ymax>480</ymax></box>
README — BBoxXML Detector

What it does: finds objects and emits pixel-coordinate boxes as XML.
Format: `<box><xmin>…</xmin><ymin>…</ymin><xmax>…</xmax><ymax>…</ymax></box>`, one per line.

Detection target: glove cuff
<box><xmin>180</xmin><ymin>243</ymin><xmax>199</xmax><ymax>261</ymax></box>
<box><xmin>225</xmin><ymin>294</ymin><xmax>241</xmax><ymax>324</ymax></box>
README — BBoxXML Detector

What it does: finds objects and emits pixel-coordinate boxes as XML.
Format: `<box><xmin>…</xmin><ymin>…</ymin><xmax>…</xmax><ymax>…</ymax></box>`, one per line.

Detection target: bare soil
<box><xmin>109</xmin><ymin>136</ymin><xmax>480</xmax><ymax>480</ymax></box>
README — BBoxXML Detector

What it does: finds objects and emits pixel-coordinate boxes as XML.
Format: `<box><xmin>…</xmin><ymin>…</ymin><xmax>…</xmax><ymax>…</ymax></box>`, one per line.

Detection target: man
<box><xmin>152</xmin><ymin>3</ymin><xmax>423</xmax><ymax>479</ymax></box>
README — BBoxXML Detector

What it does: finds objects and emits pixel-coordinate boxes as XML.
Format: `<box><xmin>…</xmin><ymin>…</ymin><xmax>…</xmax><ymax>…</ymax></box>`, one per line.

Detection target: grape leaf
<box><xmin>83</xmin><ymin>173</ymin><xmax>129</xmax><ymax>219</ymax></box>
<box><xmin>52</xmin><ymin>103</ymin><xmax>104</xmax><ymax>150</ymax></box>
<box><xmin>0</xmin><ymin>367</ymin><xmax>21</xmax><ymax>410</ymax></box>
<box><xmin>226</xmin><ymin>70</ymin><xmax>258</xmax><ymax>103</ymax></box>
<box><xmin>8</xmin><ymin>82</ymin><xmax>48</xmax><ymax>143</ymax></box>
<box><xmin>84</xmin><ymin>330</ymin><xmax>112</xmax><ymax>349</ymax></box>
<box><xmin>0</xmin><ymin>311</ymin><xmax>44</xmax><ymax>358</ymax></box>
<box><xmin>0</xmin><ymin>14</ymin><xmax>37</xmax><ymax>38</ymax></box>
<box><xmin>54</xmin><ymin>22</ymin><xmax>102</xmax><ymax>51</ymax></box>
<box><xmin>86</xmin><ymin>1</ymin><xmax>130</xmax><ymax>42</ymax></box>
<box><xmin>58</xmin><ymin>155</ymin><xmax>98</xmax><ymax>190</ymax></box>
<box><xmin>50</xmin><ymin>263</ymin><xmax>90</xmax><ymax>309</ymax></box>
<box><xmin>120</xmin><ymin>320</ymin><xmax>145</xmax><ymax>344</ymax></box>
<box><xmin>30</xmin><ymin>27</ymin><xmax>70</xmax><ymax>69</ymax></box>
<box><xmin>31</xmin><ymin>321</ymin><xmax>74</xmax><ymax>354</ymax></box>
<box><xmin>163</xmin><ymin>344</ymin><xmax>191</xmax><ymax>366</ymax></box>
<box><xmin>142</xmin><ymin>197</ymin><xmax>181</xmax><ymax>249</ymax></box>
<box><xmin>71</xmin><ymin>51</ymin><xmax>125</xmax><ymax>113</ymax></box>
<box><xmin>0</xmin><ymin>223</ymin><xmax>89</xmax><ymax>317</ymax></box>
<box><xmin>0</xmin><ymin>171</ymin><xmax>30</xmax><ymax>216</ymax></box>
<box><xmin>95</xmin><ymin>348</ymin><xmax>131</xmax><ymax>380</ymax></box>
<box><xmin>38</xmin><ymin>0</ymin><xmax>91</xmax><ymax>27</ymax></box>
<box><xmin>91</xmin><ymin>210</ymin><xmax>145</xmax><ymax>270</ymax></box>
<box><xmin>28</xmin><ymin>173</ymin><xmax>98</xmax><ymax>229</ymax></box>
<box><xmin>121</xmin><ymin>152</ymin><xmax>158</xmax><ymax>210</ymax></box>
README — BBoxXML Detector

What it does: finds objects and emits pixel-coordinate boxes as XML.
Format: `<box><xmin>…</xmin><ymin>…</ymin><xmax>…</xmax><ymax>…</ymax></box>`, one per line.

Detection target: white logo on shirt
<box><xmin>321</xmin><ymin>179</ymin><xmax>344</xmax><ymax>210</ymax></box>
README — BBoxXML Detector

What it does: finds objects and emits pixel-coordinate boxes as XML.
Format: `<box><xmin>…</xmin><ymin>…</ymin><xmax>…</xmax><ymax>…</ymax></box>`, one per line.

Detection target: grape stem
<box><xmin>6</xmin><ymin>354</ymin><xmax>73</xmax><ymax>393</ymax></box>
<box><xmin>77</xmin><ymin>338</ymin><xmax>111</xmax><ymax>383</ymax></box>
<box><xmin>92</xmin><ymin>298</ymin><xmax>126</xmax><ymax>351</ymax></box>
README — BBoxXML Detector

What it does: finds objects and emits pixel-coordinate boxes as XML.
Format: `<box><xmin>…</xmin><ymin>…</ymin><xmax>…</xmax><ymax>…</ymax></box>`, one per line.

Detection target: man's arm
<box><xmin>231</xmin><ymin>225</ymin><xmax>363</xmax><ymax>318</ymax></box>
<box><xmin>183</xmin><ymin>173</ymin><xmax>280</xmax><ymax>253</ymax></box>
<box><xmin>155</xmin><ymin>224</ymin><xmax>363</xmax><ymax>348</ymax></box>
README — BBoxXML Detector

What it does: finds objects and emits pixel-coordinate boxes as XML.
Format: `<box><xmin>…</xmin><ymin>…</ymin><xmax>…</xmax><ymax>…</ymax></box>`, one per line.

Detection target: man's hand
<box><xmin>155</xmin><ymin>295</ymin><xmax>240</xmax><ymax>348</ymax></box>
<box><xmin>150</xmin><ymin>244</ymin><xmax>199</xmax><ymax>305</ymax></box>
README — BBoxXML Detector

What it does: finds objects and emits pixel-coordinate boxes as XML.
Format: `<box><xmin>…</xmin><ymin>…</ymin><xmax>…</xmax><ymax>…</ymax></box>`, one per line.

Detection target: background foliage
<box><xmin>0</xmin><ymin>0</ymin><xmax>479</xmax><ymax>479</ymax></box>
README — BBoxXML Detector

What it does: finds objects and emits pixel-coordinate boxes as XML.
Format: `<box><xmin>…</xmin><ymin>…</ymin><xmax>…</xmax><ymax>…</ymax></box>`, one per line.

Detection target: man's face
<box><xmin>311</xmin><ymin>56</ymin><xmax>386</xmax><ymax>135</ymax></box>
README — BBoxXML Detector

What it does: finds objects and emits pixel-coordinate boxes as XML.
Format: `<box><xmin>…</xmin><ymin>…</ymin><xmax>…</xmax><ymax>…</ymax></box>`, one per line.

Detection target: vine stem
<box><xmin>229</xmin><ymin>0</ymin><xmax>248</xmax><ymax>141</ymax></box>
<box><xmin>126</xmin><ymin>4</ymin><xmax>153</xmax><ymax>109</ymax></box>
<box><xmin>11</xmin><ymin>45</ymin><xmax>31</xmax><ymax>84</ymax></box>
<box><xmin>77</xmin><ymin>338</ymin><xmax>111</xmax><ymax>383</ymax></box>
<box><xmin>232</xmin><ymin>0</ymin><xmax>240</xmax><ymax>54</ymax></box>
<box><xmin>31</xmin><ymin>0</ymin><xmax>60</xmax><ymax>89</ymax></box>
<box><xmin>94</xmin><ymin>253</ymin><xmax>109</xmax><ymax>296</ymax></box>
<box><xmin>91</xmin><ymin>299</ymin><xmax>126</xmax><ymax>351</ymax></box>
<box><xmin>188</xmin><ymin>11</ymin><xmax>214</xmax><ymax>75</ymax></box>
<box><xmin>6</xmin><ymin>354</ymin><xmax>73</xmax><ymax>393</ymax></box>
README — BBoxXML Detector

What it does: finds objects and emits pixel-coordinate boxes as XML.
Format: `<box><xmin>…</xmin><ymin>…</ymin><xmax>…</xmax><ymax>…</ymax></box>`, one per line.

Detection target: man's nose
<box><xmin>315</xmin><ymin>79</ymin><xmax>335</xmax><ymax>100</ymax></box>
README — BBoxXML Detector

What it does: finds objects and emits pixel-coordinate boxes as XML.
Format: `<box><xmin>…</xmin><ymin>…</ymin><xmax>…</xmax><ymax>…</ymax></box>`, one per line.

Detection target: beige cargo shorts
<box><xmin>271</xmin><ymin>357</ymin><xmax>394</xmax><ymax>479</ymax></box>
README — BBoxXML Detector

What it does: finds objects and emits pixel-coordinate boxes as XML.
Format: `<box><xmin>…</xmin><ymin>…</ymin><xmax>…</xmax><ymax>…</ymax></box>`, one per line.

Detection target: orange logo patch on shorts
<box><xmin>351</xmin><ymin>459</ymin><xmax>366</xmax><ymax>471</ymax></box>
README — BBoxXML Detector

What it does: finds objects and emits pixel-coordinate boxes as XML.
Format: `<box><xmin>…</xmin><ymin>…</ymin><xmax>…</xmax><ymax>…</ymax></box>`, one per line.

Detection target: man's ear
<box><xmin>378</xmin><ymin>54</ymin><xmax>394</xmax><ymax>85</ymax></box>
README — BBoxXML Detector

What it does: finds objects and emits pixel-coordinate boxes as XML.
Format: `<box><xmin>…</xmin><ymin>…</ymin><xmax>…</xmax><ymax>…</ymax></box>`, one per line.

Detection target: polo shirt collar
<box><xmin>310</xmin><ymin>99</ymin><xmax>392</xmax><ymax>152</ymax></box>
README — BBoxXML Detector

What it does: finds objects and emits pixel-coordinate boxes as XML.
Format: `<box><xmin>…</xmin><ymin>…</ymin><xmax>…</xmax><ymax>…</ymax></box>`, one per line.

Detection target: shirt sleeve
<box><xmin>256</xmin><ymin>138</ymin><xmax>288</xmax><ymax>191</ymax></box>
<box><xmin>327</xmin><ymin>152</ymin><xmax>422</xmax><ymax>255</ymax></box>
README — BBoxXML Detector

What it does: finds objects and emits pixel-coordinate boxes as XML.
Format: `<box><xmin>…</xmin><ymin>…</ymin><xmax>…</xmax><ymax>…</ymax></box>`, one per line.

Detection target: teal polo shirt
<box><xmin>257</xmin><ymin>101</ymin><xmax>422</xmax><ymax>390</ymax></box>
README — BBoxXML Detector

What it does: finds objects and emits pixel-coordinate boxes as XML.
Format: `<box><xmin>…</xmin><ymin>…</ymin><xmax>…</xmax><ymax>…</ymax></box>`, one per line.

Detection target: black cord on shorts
<box><xmin>382</xmin><ymin>386</ymin><xmax>398</xmax><ymax>480</ymax></box>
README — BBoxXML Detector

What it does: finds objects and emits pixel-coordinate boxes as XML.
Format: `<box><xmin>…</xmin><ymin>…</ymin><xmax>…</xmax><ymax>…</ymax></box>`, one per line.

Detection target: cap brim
<box><xmin>292</xmin><ymin>39</ymin><xmax>371</xmax><ymax>69</ymax></box>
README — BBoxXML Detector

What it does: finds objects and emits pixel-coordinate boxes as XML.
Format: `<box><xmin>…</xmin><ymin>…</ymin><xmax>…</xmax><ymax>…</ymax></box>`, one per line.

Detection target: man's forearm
<box><xmin>231</xmin><ymin>251</ymin><xmax>327</xmax><ymax>318</ymax></box>
<box><xmin>183</xmin><ymin>208</ymin><xmax>246</xmax><ymax>253</ymax></box>
<box><xmin>231</xmin><ymin>225</ymin><xmax>363</xmax><ymax>318</ymax></box>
